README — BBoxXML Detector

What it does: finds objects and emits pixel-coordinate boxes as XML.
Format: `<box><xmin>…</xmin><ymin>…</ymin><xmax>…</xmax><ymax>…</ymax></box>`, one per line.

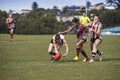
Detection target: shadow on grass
<box><xmin>58</xmin><ymin>59</ymin><xmax>78</xmax><ymax>63</ymax></box>
<box><xmin>102</xmin><ymin>57</ymin><xmax>120</xmax><ymax>61</ymax></box>
<box><xmin>57</xmin><ymin>57</ymin><xmax>120</xmax><ymax>63</ymax></box>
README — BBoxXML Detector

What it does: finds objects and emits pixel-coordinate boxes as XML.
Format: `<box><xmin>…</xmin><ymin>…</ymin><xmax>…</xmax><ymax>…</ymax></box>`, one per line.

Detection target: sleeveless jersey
<box><xmin>73</xmin><ymin>25</ymin><xmax>87</xmax><ymax>40</ymax></box>
<box><xmin>51</xmin><ymin>34</ymin><xmax>64</xmax><ymax>44</ymax></box>
<box><xmin>7</xmin><ymin>18</ymin><xmax>15</xmax><ymax>29</ymax></box>
<box><xmin>89</xmin><ymin>21</ymin><xmax>102</xmax><ymax>39</ymax></box>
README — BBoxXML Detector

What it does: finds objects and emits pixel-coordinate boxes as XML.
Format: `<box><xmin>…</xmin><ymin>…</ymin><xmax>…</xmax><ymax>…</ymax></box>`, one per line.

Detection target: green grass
<box><xmin>0</xmin><ymin>34</ymin><xmax>120</xmax><ymax>80</ymax></box>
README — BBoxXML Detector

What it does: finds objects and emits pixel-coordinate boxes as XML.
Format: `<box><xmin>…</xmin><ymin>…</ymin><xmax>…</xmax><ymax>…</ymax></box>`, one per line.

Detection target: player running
<box><xmin>87</xmin><ymin>15</ymin><xmax>103</xmax><ymax>62</ymax></box>
<box><xmin>59</xmin><ymin>18</ymin><xmax>89</xmax><ymax>62</ymax></box>
<box><xmin>6</xmin><ymin>14</ymin><xmax>16</xmax><ymax>41</ymax></box>
<box><xmin>48</xmin><ymin>34</ymin><xmax>69</xmax><ymax>62</ymax></box>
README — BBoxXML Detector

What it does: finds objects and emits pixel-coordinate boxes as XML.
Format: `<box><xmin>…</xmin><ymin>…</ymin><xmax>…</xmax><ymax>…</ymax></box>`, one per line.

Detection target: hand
<box><xmin>58</xmin><ymin>31</ymin><xmax>62</xmax><ymax>34</ymax></box>
<box><xmin>89</xmin><ymin>28</ymin><xmax>93</xmax><ymax>33</ymax></box>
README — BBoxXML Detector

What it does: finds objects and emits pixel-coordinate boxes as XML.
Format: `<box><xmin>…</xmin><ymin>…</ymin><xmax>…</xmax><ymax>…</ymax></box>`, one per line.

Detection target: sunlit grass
<box><xmin>0</xmin><ymin>34</ymin><xmax>120</xmax><ymax>80</ymax></box>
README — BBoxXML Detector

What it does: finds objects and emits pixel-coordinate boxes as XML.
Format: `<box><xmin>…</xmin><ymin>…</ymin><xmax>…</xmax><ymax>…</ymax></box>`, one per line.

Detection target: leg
<box><xmin>97</xmin><ymin>49</ymin><xmax>102</xmax><ymax>56</ymax></box>
<box><xmin>48</xmin><ymin>43</ymin><xmax>56</xmax><ymax>56</ymax></box>
<box><xmin>77</xmin><ymin>39</ymin><xmax>88</xmax><ymax>58</ymax></box>
<box><xmin>76</xmin><ymin>39</ymin><xmax>86</xmax><ymax>56</ymax></box>
<box><xmin>48</xmin><ymin>43</ymin><xmax>56</xmax><ymax>62</ymax></box>
<box><xmin>90</xmin><ymin>39</ymin><xmax>101</xmax><ymax>62</ymax></box>
<box><xmin>73</xmin><ymin>39</ymin><xmax>88</xmax><ymax>61</ymax></box>
<box><xmin>9</xmin><ymin>29</ymin><xmax>14</xmax><ymax>41</ymax></box>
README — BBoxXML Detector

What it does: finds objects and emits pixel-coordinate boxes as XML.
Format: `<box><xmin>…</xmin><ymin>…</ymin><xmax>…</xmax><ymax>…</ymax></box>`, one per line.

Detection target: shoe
<box><xmin>50</xmin><ymin>58</ymin><xmax>54</xmax><ymax>63</ymax></box>
<box><xmin>82</xmin><ymin>58</ymin><xmax>88</xmax><ymax>62</ymax></box>
<box><xmin>99</xmin><ymin>52</ymin><xmax>103</xmax><ymax>61</ymax></box>
<box><xmin>73</xmin><ymin>56</ymin><xmax>79</xmax><ymax>61</ymax></box>
<box><xmin>89</xmin><ymin>59</ymin><xmax>94</xmax><ymax>62</ymax></box>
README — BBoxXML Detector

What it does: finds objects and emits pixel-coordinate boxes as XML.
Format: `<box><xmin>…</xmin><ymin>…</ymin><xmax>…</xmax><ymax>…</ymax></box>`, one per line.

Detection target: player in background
<box><xmin>48</xmin><ymin>34</ymin><xmax>69</xmax><ymax>62</ymax></box>
<box><xmin>86</xmin><ymin>15</ymin><xmax>103</xmax><ymax>62</ymax></box>
<box><xmin>80</xmin><ymin>12</ymin><xmax>90</xmax><ymax>26</ymax></box>
<box><xmin>6</xmin><ymin>14</ymin><xmax>16</xmax><ymax>41</ymax></box>
<box><xmin>59</xmin><ymin>18</ymin><xmax>89</xmax><ymax>62</ymax></box>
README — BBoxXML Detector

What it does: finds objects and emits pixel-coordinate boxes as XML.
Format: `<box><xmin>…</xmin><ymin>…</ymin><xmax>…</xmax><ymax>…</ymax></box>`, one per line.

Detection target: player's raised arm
<box><xmin>58</xmin><ymin>26</ymin><xmax>73</xmax><ymax>34</ymax></box>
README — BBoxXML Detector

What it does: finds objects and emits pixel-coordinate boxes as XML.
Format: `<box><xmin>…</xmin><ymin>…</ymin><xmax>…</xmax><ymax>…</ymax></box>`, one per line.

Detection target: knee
<box><xmin>10</xmin><ymin>31</ymin><xmax>13</xmax><ymax>35</ymax></box>
<box><xmin>76</xmin><ymin>43</ymin><xmax>80</xmax><ymax>47</ymax></box>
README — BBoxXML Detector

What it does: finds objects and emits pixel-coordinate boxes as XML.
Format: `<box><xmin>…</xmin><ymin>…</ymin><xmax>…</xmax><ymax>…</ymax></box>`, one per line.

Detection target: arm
<box><xmin>85</xmin><ymin>23</ymin><xmax>91</xmax><ymax>30</ymax></box>
<box><xmin>6</xmin><ymin>18</ymin><xmax>15</xmax><ymax>24</ymax></box>
<box><xmin>62</xmin><ymin>39</ymin><xmax>69</xmax><ymax>57</ymax></box>
<box><xmin>6</xmin><ymin>18</ymin><xmax>9</xmax><ymax>24</ymax></box>
<box><xmin>80</xmin><ymin>17</ymin><xmax>82</xmax><ymax>23</ymax></box>
<box><xmin>59</xmin><ymin>26</ymin><xmax>73</xmax><ymax>34</ymax></box>
<box><xmin>87</xmin><ymin>17</ymin><xmax>91</xmax><ymax>23</ymax></box>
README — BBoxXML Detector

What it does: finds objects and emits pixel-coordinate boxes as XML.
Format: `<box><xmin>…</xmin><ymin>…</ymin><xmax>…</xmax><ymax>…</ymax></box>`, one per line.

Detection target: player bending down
<box><xmin>48</xmin><ymin>34</ymin><xmax>69</xmax><ymax>62</ymax></box>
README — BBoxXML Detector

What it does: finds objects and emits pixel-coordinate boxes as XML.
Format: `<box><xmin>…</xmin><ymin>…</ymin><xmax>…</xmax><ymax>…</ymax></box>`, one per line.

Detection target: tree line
<box><xmin>0</xmin><ymin>0</ymin><xmax>120</xmax><ymax>34</ymax></box>
<box><xmin>0</xmin><ymin>9</ymin><xmax>66</xmax><ymax>34</ymax></box>
<box><xmin>1</xmin><ymin>9</ymin><xmax>120</xmax><ymax>34</ymax></box>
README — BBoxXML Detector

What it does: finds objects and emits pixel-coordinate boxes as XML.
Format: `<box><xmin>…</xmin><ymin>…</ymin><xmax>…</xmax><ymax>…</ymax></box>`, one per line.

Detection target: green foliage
<box><xmin>0</xmin><ymin>10</ymin><xmax>7</xmax><ymax>33</ymax></box>
<box><xmin>1</xmin><ymin>7</ymin><xmax>120</xmax><ymax>34</ymax></box>
<box><xmin>15</xmin><ymin>9</ymin><xmax>65</xmax><ymax>34</ymax></box>
<box><xmin>101</xmin><ymin>9</ymin><xmax>120</xmax><ymax>27</ymax></box>
<box><xmin>91</xmin><ymin>9</ymin><xmax>120</xmax><ymax>27</ymax></box>
<box><xmin>32</xmin><ymin>1</ymin><xmax>38</xmax><ymax>10</ymax></box>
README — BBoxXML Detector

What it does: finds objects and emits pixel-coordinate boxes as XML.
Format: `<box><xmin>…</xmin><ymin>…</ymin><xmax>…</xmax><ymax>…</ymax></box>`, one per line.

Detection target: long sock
<box><xmin>81</xmin><ymin>50</ymin><xmax>88</xmax><ymax>59</ymax></box>
<box><xmin>76</xmin><ymin>48</ymin><xmax>80</xmax><ymax>56</ymax></box>
<box><xmin>97</xmin><ymin>49</ymin><xmax>101</xmax><ymax>56</ymax></box>
<box><xmin>91</xmin><ymin>52</ymin><xmax>96</xmax><ymax>59</ymax></box>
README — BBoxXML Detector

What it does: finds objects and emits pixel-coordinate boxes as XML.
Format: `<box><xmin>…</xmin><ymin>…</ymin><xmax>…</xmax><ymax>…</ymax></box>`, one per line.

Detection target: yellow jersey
<box><xmin>80</xmin><ymin>16</ymin><xmax>90</xmax><ymax>26</ymax></box>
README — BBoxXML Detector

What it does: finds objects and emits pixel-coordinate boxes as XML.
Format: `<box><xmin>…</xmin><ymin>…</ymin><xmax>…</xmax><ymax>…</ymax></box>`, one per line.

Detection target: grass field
<box><xmin>0</xmin><ymin>34</ymin><xmax>120</xmax><ymax>80</ymax></box>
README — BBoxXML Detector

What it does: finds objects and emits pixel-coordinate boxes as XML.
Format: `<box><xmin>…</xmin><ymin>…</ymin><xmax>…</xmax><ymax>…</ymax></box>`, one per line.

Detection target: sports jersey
<box><xmin>73</xmin><ymin>25</ymin><xmax>87</xmax><ymax>40</ymax></box>
<box><xmin>80</xmin><ymin>16</ymin><xmax>90</xmax><ymax>26</ymax></box>
<box><xmin>88</xmin><ymin>21</ymin><xmax>102</xmax><ymax>40</ymax></box>
<box><xmin>7</xmin><ymin>18</ymin><xmax>15</xmax><ymax>29</ymax></box>
<box><xmin>50</xmin><ymin>34</ymin><xmax>64</xmax><ymax>44</ymax></box>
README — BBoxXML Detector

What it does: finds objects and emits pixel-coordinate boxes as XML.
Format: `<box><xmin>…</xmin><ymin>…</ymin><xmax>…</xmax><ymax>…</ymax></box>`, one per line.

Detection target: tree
<box><xmin>62</xmin><ymin>6</ymin><xmax>68</xmax><ymax>13</ymax></box>
<box><xmin>53</xmin><ymin>6</ymin><xmax>58</xmax><ymax>10</ymax></box>
<box><xmin>0</xmin><ymin>10</ymin><xmax>7</xmax><ymax>33</ymax></box>
<box><xmin>106</xmin><ymin>0</ymin><xmax>120</xmax><ymax>9</ymax></box>
<box><xmin>14</xmin><ymin>9</ymin><xmax>66</xmax><ymax>34</ymax></box>
<box><xmin>32</xmin><ymin>1</ymin><xmax>38</xmax><ymax>10</ymax></box>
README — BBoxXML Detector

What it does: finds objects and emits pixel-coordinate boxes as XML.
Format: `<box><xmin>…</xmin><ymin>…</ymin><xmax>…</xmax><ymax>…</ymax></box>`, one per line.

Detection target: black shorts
<box><xmin>50</xmin><ymin>39</ymin><xmax>53</xmax><ymax>43</ymax></box>
<box><xmin>91</xmin><ymin>37</ymin><xmax>102</xmax><ymax>43</ymax></box>
<box><xmin>8</xmin><ymin>27</ymin><xmax>15</xmax><ymax>30</ymax></box>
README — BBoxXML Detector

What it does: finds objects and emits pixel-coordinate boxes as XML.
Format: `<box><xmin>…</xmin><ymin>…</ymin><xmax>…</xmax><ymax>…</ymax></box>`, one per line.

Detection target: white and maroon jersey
<box><xmin>7</xmin><ymin>18</ymin><xmax>15</xmax><ymax>29</ymax></box>
<box><xmin>52</xmin><ymin>34</ymin><xmax>64</xmax><ymax>40</ymax></box>
<box><xmin>73</xmin><ymin>25</ymin><xmax>87</xmax><ymax>40</ymax></box>
<box><xmin>51</xmin><ymin>34</ymin><xmax>64</xmax><ymax>44</ymax></box>
<box><xmin>88</xmin><ymin>21</ymin><xmax>102</xmax><ymax>39</ymax></box>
